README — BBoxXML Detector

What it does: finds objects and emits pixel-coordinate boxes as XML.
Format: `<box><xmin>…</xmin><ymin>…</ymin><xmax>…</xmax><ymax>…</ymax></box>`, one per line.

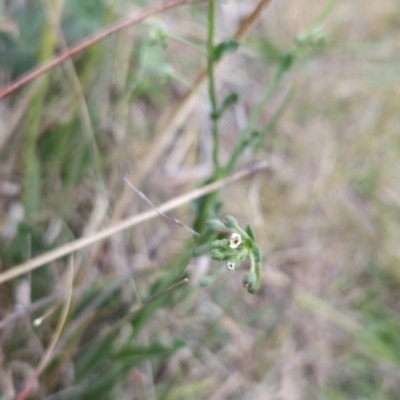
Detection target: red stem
<box><xmin>0</xmin><ymin>0</ymin><xmax>206</xmax><ymax>100</ymax></box>
<box><xmin>16</xmin><ymin>369</ymin><xmax>40</xmax><ymax>400</ymax></box>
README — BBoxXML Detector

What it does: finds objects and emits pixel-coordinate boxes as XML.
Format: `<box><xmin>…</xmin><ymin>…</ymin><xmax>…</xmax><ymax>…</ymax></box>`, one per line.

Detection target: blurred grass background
<box><xmin>1</xmin><ymin>0</ymin><xmax>400</xmax><ymax>399</ymax></box>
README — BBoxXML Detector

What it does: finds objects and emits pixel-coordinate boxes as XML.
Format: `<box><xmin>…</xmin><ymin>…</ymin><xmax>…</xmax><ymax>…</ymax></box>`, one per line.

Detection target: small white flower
<box><xmin>227</xmin><ymin>261</ymin><xmax>235</xmax><ymax>270</ymax></box>
<box><xmin>229</xmin><ymin>232</ymin><xmax>242</xmax><ymax>249</ymax></box>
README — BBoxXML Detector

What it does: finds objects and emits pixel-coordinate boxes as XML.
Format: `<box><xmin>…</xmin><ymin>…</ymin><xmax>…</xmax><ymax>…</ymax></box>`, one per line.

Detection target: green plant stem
<box><xmin>207</xmin><ymin>0</ymin><xmax>220</xmax><ymax>176</ymax></box>
<box><xmin>224</xmin><ymin>57</ymin><xmax>291</xmax><ymax>174</ymax></box>
<box><xmin>192</xmin><ymin>0</ymin><xmax>221</xmax><ymax>233</ymax></box>
<box><xmin>249</xmin><ymin>250</ymin><xmax>256</xmax><ymax>274</ymax></box>
<box><xmin>314</xmin><ymin>0</ymin><xmax>338</xmax><ymax>25</ymax></box>
<box><xmin>254</xmin><ymin>84</ymin><xmax>296</xmax><ymax>153</ymax></box>
<box><xmin>23</xmin><ymin>18</ymin><xmax>56</xmax><ymax>216</ymax></box>
<box><xmin>248</xmin><ymin>251</ymin><xmax>261</xmax><ymax>293</ymax></box>
<box><xmin>255</xmin><ymin>262</ymin><xmax>261</xmax><ymax>289</ymax></box>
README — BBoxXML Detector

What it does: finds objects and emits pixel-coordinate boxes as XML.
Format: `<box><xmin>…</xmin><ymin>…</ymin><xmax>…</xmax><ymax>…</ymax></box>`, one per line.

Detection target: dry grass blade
<box><xmin>233</xmin><ymin>0</ymin><xmax>274</xmax><ymax>39</ymax></box>
<box><xmin>0</xmin><ymin>161</ymin><xmax>268</xmax><ymax>284</ymax></box>
<box><xmin>16</xmin><ymin>256</ymin><xmax>74</xmax><ymax>400</ymax></box>
<box><xmin>0</xmin><ymin>0</ymin><xmax>207</xmax><ymax>99</ymax></box>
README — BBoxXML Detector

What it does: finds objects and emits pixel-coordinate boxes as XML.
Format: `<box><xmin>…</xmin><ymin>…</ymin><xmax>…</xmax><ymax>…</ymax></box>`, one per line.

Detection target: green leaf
<box><xmin>206</xmin><ymin>218</ymin><xmax>227</xmax><ymax>231</ymax></box>
<box><xmin>116</xmin><ymin>338</ymin><xmax>186</xmax><ymax>360</ymax></box>
<box><xmin>213</xmin><ymin>40</ymin><xmax>239</xmax><ymax>62</ymax></box>
<box><xmin>253</xmin><ymin>246</ymin><xmax>262</xmax><ymax>263</ymax></box>
<box><xmin>193</xmin><ymin>241</ymin><xmax>213</xmax><ymax>257</ymax></box>
<box><xmin>280</xmin><ymin>52</ymin><xmax>294</xmax><ymax>72</ymax></box>
<box><xmin>149</xmin><ymin>23</ymin><xmax>168</xmax><ymax>47</ymax></box>
<box><xmin>75</xmin><ymin>335</ymin><xmax>114</xmax><ymax>380</ymax></box>
<box><xmin>245</xmin><ymin>225</ymin><xmax>255</xmax><ymax>241</ymax></box>
<box><xmin>223</xmin><ymin>215</ymin><xmax>238</xmax><ymax>229</ymax></box>
<box><xmin>199</xmin><ymin>267</ymin><xmax>225</xmax><ymax>287</ymax></box>
<box><xmin>244</xmin><ymin>237</ymin><xmax>254</xmax><ymax>249</ymax></box>
<box><xmin>199</xmin><ymin>275</ymin><xmax>215</xmax><ymax>287</ymax></box>
<box><xmin>258</xmin><ymin>39</ymin><xmax>282</xmax><ymax>62</ymax></box>
<box><xmin>77</xmin><ymin>340</ymin><xmax>185</xmax><ymax>400</ymax></box>
<box><xmin>214</xmin><ymin>92</ymin><xmax>239</xmax><ymax>119</ymax></box>
<box><xmin>253</xmin><ymin>86</ymin><xmax>295</xmax><ymax>153</ymax></box>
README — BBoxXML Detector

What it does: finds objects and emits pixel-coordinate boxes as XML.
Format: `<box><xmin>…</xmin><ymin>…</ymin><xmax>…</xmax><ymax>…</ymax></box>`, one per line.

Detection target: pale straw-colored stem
<box><xmin>16</xmin><ymin>256</ymin><xmax>74</xmax><ymax>400</ymax></box>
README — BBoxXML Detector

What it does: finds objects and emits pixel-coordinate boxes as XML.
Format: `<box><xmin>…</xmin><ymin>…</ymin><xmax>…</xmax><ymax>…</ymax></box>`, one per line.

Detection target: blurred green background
<box><xmin>1</xmin><ymin>0</ymin><xmax>400</xmax><ymax>399</ymax></box>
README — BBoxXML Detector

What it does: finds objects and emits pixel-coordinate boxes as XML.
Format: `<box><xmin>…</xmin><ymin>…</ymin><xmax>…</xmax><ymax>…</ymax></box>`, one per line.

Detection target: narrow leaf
<box><xmin>213</xmin><ymin>40</ymin><xmax>239</xmax><ymax>62</ymax></box>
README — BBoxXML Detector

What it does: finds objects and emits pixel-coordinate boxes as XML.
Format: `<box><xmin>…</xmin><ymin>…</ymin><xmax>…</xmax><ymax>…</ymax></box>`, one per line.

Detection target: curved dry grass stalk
<box><xmin>16</xmin><ymin>256</ymin><xmax>74</xmax><ymax>400</ymax></box>
<box><xmin>0</xmin><ymin>0</ymin><xmax>207</xmax><ymax>99</ymax></box>
<box><xmin>0</xmin><ymin>161</ymin><xmax>268</xmax><ymax>284</ymax></box>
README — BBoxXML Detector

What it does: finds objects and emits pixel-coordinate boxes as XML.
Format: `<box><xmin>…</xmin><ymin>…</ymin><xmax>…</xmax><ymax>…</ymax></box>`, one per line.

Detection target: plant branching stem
<box><xmin>224</xmin><ymin>60</ymin><xmax>290</xmax><ymax>174</ymax></box>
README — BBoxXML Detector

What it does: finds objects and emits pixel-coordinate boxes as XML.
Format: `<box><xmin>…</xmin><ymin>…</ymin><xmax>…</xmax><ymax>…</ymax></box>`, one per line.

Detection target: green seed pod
<box><xmin>247</xmin><ymin>285</ymin><xmax>260</xmax><ymax>294</ymax></box>
<box><xmin>242</xmin><ymin>271</ymin><xmax>257</xmax><ymax>289</ymax></box>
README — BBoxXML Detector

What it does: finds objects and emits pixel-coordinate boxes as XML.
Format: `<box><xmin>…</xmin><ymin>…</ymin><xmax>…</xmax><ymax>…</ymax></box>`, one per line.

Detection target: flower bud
<box><xmin>211</xmin><ymin>238</ymin><xmax>230</xmax><ymax>249</ymax></box>
<box><xmin>211</xmin><ymin>238</ymin><xmax>231</xmax><ymax>261</ymax></box>
<box><xmin>211</xmin><ymin>247</ymin><xmax>226</xmax><ymax>261</ymax></box>
<box><xmin>223</xmin><ymin>215</ymin><xmax>238</xmax><ymax>229</ymax></box>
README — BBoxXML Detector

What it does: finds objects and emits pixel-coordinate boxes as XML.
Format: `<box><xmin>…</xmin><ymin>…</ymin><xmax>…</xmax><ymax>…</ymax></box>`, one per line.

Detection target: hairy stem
<box><xmin>207</xmin><ymin>0</ymin><xmax>220</xmax><ymax>176</ymax></box>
